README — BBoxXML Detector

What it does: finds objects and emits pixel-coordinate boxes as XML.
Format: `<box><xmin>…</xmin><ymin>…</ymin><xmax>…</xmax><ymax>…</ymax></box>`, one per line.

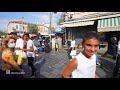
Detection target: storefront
<box><xmin>97</xmin><ymin>16</ymin><xmax>120</xmax><ymax>56</ymax></box>
<box><xmin>60</xmin><ymin>20</ymin><xmax>97</xmax><ymax>45</ymax></box>
<box><xmin>61</xmin><ymin>13</ymin><xmax>120</xmax><ymax>52</ymax></box>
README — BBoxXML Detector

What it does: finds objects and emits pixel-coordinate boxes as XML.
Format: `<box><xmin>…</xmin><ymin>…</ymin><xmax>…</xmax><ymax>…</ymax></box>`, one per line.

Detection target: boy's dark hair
<box><xmin>23</xmin><ymin>33</ymin><xmax>30</xmax><ymax>37</ymax></box>
<box><xmin>18</xmin><ymin>35</ymin><xmax>21</xmax><ymax>38</ymax></box>
<box><xmin>82</xmin><ymin>31</ymin><xmax>100</xmax><ymax>44</ymax></box>
<box><xmin>10</xmin><ymin>32</ymin><xmax>17</xmax><ymax>36</ymax></box>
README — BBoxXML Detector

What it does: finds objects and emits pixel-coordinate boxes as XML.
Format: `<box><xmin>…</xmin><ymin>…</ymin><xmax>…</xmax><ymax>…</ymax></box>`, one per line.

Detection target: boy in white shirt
<box><xmin>21</xmin><ymin>33</ymin><xmax>36</xmax><ymax>78</ymax></box>
<box><xmin>15</xmin><ymin>36</ymin><xmax>24</xmax><ymax>56</ymax></box>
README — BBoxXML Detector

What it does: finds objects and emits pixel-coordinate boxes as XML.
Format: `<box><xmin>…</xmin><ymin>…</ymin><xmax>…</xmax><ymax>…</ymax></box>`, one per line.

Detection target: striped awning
<box><xmin>97</xmin><ymin>17</ymin><xmax>120</xmax><ymax>32</ymax></box>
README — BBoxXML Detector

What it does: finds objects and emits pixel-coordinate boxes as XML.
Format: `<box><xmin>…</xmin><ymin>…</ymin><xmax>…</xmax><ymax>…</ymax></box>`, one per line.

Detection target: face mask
<box><xmin>8</xmin><ymin>43</ymin><xmax>16</xmax><ymax>48</ymax></box>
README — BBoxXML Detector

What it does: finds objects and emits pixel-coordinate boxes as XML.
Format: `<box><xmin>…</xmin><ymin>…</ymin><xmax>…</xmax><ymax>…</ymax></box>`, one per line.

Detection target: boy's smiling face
<box><xmin>82</xmin><ymin>38</ymin><xmax>100</xmax><ymax>58</ymax></box>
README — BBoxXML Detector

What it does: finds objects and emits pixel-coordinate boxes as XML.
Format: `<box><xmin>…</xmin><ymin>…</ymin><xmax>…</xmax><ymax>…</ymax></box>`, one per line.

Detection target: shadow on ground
<box><xmin>98</xmin><ymin>57</ymin><xmax>116</xmax><ymax>78</ymax></box>
<box><xmin>23</xmin><ymin>57</ymin><xmax>47</xmax><ymax>78</ymax></box>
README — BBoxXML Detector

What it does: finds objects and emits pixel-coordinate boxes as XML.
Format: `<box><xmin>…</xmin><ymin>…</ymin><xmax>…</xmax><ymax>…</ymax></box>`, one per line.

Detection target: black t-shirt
<box><xmin>23</xmin><ymin>42</ymin><xmax>27</xmax><ymax>53</ymax></box>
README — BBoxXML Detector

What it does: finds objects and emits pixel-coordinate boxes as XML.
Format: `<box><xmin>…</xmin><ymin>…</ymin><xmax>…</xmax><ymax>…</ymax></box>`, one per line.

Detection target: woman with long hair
<box><xmin>0</xmin><ymin>37</ymin><xmax>24</xmax><ymax>78</ymax></box>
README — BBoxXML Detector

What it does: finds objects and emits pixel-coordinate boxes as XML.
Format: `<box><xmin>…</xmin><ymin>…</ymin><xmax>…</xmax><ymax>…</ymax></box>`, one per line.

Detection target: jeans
<box><xmin>113</xmin><ymin>54</ymin><xmax>120</xmax><ymax>78</ymax></box>
<box><xmin>96</xmin><ymin>56</ymin><xmax>100</xmax><ymax>64</ymax></box>
<box><xmin>28</xmin><ymin>57</ymin><xmax>36</xmax><ymax>76</ymax></box>
<box><xmin>67</xmin><ymin>48</ymin><xmax>72</xmax><ymax>59</ymax></box>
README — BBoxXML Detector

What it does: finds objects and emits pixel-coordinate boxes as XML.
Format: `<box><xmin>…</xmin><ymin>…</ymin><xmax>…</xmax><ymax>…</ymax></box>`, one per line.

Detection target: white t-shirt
<box><xmin>117</xmin><ymin>40</ymin><xmax>120</xmax><ymax>55</ymax></box>
<box><xmin>55</xmin><ymin>38</ymin><xmax>58</xmax><ymax>43</ymax></box>
<box><xmin>71</xmin><ymin>52</ymin><xmax>96</xmax><ymax>78</ymax></box>
<box><xmin>0</xmin><ymin>38</ymin><xmax>2</xmax><ymax>44</ymax></box>
<box><xmin>70</xmin><ymin>40</ymin><xmax>75</xmax><ymax>48</ymax></box>
<box><xmin>15</xmin><ymin>38</ymin><xmax>24</xmax><ymax>55</ymax></box>
<box><xmin>27</xmin><ymin>39</ymin><xmax>35</xmax><ymax>57</ymax></box>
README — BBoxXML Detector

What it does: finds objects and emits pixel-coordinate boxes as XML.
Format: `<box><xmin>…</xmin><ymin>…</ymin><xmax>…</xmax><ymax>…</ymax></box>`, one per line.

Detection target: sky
<box><xmin>0</xmin><ymin>12</ymin><xmax>62</xmax><ymax>32</ymax></box>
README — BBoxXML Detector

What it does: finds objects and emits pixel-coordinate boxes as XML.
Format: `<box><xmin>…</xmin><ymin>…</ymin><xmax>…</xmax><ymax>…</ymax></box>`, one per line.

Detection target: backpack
<box><xmin>39</xmin><ymin>47</ymin><xmax>43</xmax><ymax>52</ymax></box>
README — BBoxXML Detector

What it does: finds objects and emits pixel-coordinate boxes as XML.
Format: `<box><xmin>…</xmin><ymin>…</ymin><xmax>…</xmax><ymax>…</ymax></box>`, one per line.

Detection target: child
<box><xmin>63</xmin><ymin>32</ymin><xmax>100</xmax><ymax>78</ymax></box>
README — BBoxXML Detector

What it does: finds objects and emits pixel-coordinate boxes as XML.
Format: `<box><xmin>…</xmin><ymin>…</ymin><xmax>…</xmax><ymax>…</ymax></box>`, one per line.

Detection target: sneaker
<box><xmin>96</xmin><ymin>63</ymin><xmax>101</xmax><ymax>66</ymax></box>
<box><xmin>32</xmin><ymin>69</ymin><xmax>37</xmax><ymax>75</ymax></box>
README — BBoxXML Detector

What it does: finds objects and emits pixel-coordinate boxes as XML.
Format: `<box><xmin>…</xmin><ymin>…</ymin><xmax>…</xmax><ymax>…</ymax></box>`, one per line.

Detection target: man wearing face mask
<box><xmin>10</xmin><ymin>32</ymin><xmax>24</xmax><ymax>56</ymax></box>
<box><xmin>0</xmin><ymin>37</ymin><xmax>24</xmax><ymax>78</ymax></box>
<box><xmin>10</xmin><ymin>32</ymin><xmax>24</xmax><ymax>67</ymax></box>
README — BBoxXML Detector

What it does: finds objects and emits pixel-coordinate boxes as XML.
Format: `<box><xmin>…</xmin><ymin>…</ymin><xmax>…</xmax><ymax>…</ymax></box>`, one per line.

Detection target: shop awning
<box><xmin>97</xmin><ymin>17</ymin><xmax>120</xmax><ymax>32</ymax></box>
<box><xmin>60</xmin><ymin>21</ymin><xmax>95</xmax><ymax>27</ymax></box>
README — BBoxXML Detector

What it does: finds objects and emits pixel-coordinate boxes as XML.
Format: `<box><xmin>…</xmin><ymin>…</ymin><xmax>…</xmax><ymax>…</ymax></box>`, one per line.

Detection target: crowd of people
<box><xmin>0</xmin><ymin>32</ymin><xmax>62</xmax><ymax>78</ymax></box>
<box><xmin>0</xmin><ymin>32</ymin><xmax>36</xmax><ymax>78</ymax></box>
<box><xmin>51</xmin><ymin>34</ymin><xmax>62</xmax><ymax>52</ymax></box>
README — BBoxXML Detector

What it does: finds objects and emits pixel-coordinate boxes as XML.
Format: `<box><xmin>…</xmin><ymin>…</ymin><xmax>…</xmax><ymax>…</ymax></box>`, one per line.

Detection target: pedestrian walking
<box><xmin>55</xmin><ymin>35</ymin><xmax>59</xmax><ymax>52</ymax></box>
<box><xmin>68</xmin><ymin>36</ymin><xmax>76</xmax><ymax>59</ymax></box>
<box><xmin>11</xmin><ymin>33</ymin><xmax>24</xmax><ymax>59</ymax></box>
<box><xmin>70</xmin><ymin>36</ymin><xmax>76</xmax><ymax>58</ymax></box>
<box><xmin>10</xmin><ymin>32</ymin><xmax>24</xmax><ymax>69</ymax></box>
<box><xmin>58</xmin><ymin>35</ymin><xmax>62</xmax><ymax>49</ymax></box>
<box><xmin>21</xmin><ymin>33</ymin><xmax>36</xmax><ymax>78</ymax></box>
<box><xmin>38</xmin><ymin>36</ymin><xmax>42</xmax><ymax>47</ymax></box>
<box><xmin>0</xmin><ymin>36</ymin><xmax>2</xmax><ymax>47</ymax></box>
<box><xmin>112</xmin><ymin>36</ymin><xmax>120</xmax><ymax>78</ymax></box>
<box><xmin>63</xmin><ymin>32</ymin><xmax>100</xmax><ymax>78</ymax></box>
<box><xmin>1</xmin><ymin>37</ymin><xmax>5</xmax><ymax>47</ymax></box>
<box><xmin>110</xmin><ymin>37</ymin><xmax>117</xmax><ymax>59</ymax></box>
<box><xmin>67</xmin><ymin>37</ymin><xmax>71</xmax><ymax>50</ymax></box>
<box><xmin>41</xmin><ymin>37</ymin><xmax>45</xmax><ymax>52</ymax></box>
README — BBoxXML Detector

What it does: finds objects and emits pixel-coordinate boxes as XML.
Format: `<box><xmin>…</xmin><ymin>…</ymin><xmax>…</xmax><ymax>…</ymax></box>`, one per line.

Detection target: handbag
<box><xmin>70</xmin><ymin>50</ymin><xmax>76</xmax><ymax>56</ymax></box>
<box><xmin>70</xmin><ymin>47</ymin><xmax>76</xmax><ymax>56</ymax></box>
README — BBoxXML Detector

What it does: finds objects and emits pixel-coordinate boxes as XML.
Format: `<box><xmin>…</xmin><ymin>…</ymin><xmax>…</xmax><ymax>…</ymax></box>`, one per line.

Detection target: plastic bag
<box><xmin>70</xmin><ymin>50</ymin><xmax>76</xmax><ymax>56</ymax></box>
<box><xmin>17</xmin><ymin>51</ymin><xmax>27</xmax><ymax>65</ymax></box>
<box><xmin>55</xmin><ymin>43</ymin><xmax>58</xmax><ymax>49</ymax></box>
<box><xmin>21</xmin><ymin>51</ymin><xmax>27</xmax><ymax>59</ymax></box>
<box><xmin>34</xmin><ymin>46</ymin><xmax>37</xmax><ymax>51</ymax></box>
